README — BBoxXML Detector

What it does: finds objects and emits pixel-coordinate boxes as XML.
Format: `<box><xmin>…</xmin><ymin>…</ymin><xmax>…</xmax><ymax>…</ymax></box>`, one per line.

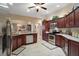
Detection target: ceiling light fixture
<box><xmin>9</xmin><ymin>3</ymin><xmax>13</xmax><ymax>5</ymax></box>
<box><xmin>27</xmin><ymin>9</ymin><xmax>30</xmax><ymax>12</ymax></box>
<box><xmin>35</xmin><ymin>6</ymin><xmax>40</xmax><ymax>9</ymax></box>
<box><xmin>56</xmin><ymin>5</ymin><xmax>60</xmax><ymax>7</ymax></box>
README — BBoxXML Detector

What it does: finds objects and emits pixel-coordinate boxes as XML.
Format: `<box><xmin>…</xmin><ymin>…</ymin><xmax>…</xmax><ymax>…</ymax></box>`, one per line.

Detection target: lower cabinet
<box><xmin>55</xmin><ymin>35</ymin><xmax>79</xmax><ymax>56</ymax></box>
<box><xmin>33</xmin><ymin>34</ymin><xmax>37</xmax><ymax>43</ymax></box>
<box><xmin>12</xmin><ymin>34</ymin><xmax>37</xmax><ymax>51</ymax></box>
<box><xmin>12</xmin><ymin>36</ymin><xmax>18</xmax><ymax>51</ymax></box>
<box><xmin>17</xmin><ymin>36</ymin><xmax>23</xmax><ymax>47</ymax></box>
<box><xmin>42</xmin><ymin>32</ymin><xmax>49</xmax><ymax>42</ymax></box>
<box><xmin>69</xmin><ymin>40</ymin><xmax>79</xmax><ymax>56</ymax></box>
<box><xmin>55</xmin><ymin>35</ymin><xmax>62</xmax><ymax>47</ymax></box>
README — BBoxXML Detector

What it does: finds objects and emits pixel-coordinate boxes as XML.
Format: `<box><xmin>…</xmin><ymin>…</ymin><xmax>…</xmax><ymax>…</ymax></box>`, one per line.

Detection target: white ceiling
<box><xmin>0</xmin><ymin>3</ymin><xmax>72</xmax><ymax>18</ymax></box>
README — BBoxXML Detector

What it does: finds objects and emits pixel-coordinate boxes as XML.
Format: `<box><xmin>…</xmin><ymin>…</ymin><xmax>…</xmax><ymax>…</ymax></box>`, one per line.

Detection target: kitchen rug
<box><xmin>41</xmin><ymin>41</ymin><xmax>57</xmax><ymax>50</ymax></box>
<box><xmin>12</xmin><ymin>46</ymin><xmax>26</xmax><ymax>55</ymax></box>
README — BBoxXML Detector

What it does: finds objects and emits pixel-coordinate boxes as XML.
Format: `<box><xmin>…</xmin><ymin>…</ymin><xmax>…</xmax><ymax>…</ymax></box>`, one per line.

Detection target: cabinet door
<box><xmin>69</xmin><ymin>40</ymin><xmax>79</xmax><ymax>56</ymax></box>
<box><xmin>65</xmin><ymin>15</ymin><xmax>70</xmax><ymax>28</ymax></box>
<box><xmin>57</xmin><ymin>19</ymin><xmax>61</xmax><ymax>28</ymax></box>
<box><xmin>12</xmin><ymin>37</ymin><xmax>18</xmax><ymax>51</ymax></box>
<box><xmin>75</xmin><ymin>8</ymin><xmax>79</xmax><ymax>27</ymax></box>
<box><xmin>17</xmin><ymin>36</ymin><xmax>22</xmax><ymax>47</ymax></box>
<box><xmin>33</xmin><ymin>34</ymin><xmax>37</xmax><ymax>43</ymax></box>
<box><xmin>69</xmin><ymin>12</ymin><xmax>75</xmax><ymax>27</ymax></box>
<box><xmin>57</xmin><ymin>18</ymin><xmax>64</xmax><ymax>28</ymax></box>
<box><xmin>22</xmin><ymin>35</ymin><xmax>26</xmax><ymax>45</ymax></box>
<box><xmin>55</xmin><ymin>35</ymin><xmax>61</xmax><ymax>47</ymax></box>
<box><xmin>44</xmin><ymin>21</ymin><xmax>50</xmax><ymax>32</ymax></box>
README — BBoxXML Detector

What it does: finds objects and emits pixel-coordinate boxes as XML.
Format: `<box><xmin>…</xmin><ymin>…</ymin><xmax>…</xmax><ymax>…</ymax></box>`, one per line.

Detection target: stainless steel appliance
<box><xmin>0</xmin><ymin>20</ymin><xmax>12</xmax><ymax>56</ymax></box>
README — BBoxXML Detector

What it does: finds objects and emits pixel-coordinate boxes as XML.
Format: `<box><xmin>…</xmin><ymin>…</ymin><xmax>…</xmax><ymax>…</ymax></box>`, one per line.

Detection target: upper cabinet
<box><xmin>75</xmin><ymin>7</ymin><xmax>79</xmax><ymax>27</ymax></box>
<box><xmin>69</xmin><ymin>12</ymin><xmax>75</xmax><ymax>27</ymax></box>
<box><xmin>57</xmin><ymin>17</ymin><xmax>65</xmax><ymax>28</ymax></box>
<box><xmin>42</xmin><ymin>20</ymin><xmax>50</xmax><ymax>32</ymax></box>
<box><xmin>65</xmin><ymin>15</ymin><xmax>70</xmax><ymax>28</ymax></box>
<box><xmin>57</xmin><ymin>7</ymin><xmax>79</xmax><ymax>28</ymax></box>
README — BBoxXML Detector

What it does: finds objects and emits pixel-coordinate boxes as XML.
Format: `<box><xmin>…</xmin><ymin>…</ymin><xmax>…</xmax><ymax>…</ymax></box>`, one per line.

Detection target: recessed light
<box><xmin>9</xmin><ymin>3</ymin><xmax>13</xmax><ymax>5</ymax></box>
<box><xmin>46</xmin><ymin>11</ymin><xmax>49</xmax><ymax>14</ymax></box>
<box><xmin>27</xmin><ymin>9</ymin><xmax>30</xmax><ymax>12</ymax></box>
<box><xmin>56</xmin><ymin>5</ymin><xmax>60</xmax><ymax>7</ymax></box>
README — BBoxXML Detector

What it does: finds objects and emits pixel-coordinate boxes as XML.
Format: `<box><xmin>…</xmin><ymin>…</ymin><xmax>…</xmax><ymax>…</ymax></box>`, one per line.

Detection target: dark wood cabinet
<box><xmin>65</xmin><ymin>15</ymin><xmax>70</xmax><ymax>28</ymax></box>
<box><xmin>69</xmin><ymin>40</ymin><xmax>79</xmax><ymax>56</ymax></box>
<box><xmin>57</xmin><ymin>17</ymin><xmax>65</xmax><ymax>28</ymax></box>
<box><xmin>17</xmin><ymin>36</ymin><xmax>23</xmax><ymax>47</ymax></box>
<box><xmin>12</xmin><ymin>34</ymin><xmax>37</xmax><ymax>51</ymax></box>
<box><xmin>33</xmin><ymin>34</ymin><xmax>37</xmax><ymax>43</ymax></box>
<box><xmin>57</xmin><ymin>18</ymin><xmax>62</xmax><ymax>28</ymax></box>
<box><xmin>75</xmin><ymin>7</ymin><xmax>79</xmax><ymax>27</ymax></box>
<box><xmin>42</xmin><ymin>32</ymin><xmax>49</xmax><ymax>42</ymax></box>
<box><xmin>55</xmin><ymin>35</ymin><xmax>68</xmax><ymax>55</ymax></box>
<box><xmin>55</xmin><ymin>35</ymin><xmax>79</xmax><ymax>56</ymax></box>
<box><xmin>42</xmin><ymin>20</ymin><xmax>50</xmax><ymax>42</ymax></box>
<box><xmin>69</xmin><ymin>12</ymin><xmax>75</xmax><ymax>27</ymax></box>
<box><xmin>12</xmin><ymin>36</ymin><xmax>18</xmax><ymax>51</ymax></box>
<box><xmin>55</xmin><ymin>35</ymin><xmax>62</xmax><ymax>47</ymax></box>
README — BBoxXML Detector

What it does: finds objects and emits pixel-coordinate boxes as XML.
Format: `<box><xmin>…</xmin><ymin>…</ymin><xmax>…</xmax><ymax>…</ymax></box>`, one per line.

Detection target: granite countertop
<box><xmin>56</xmin><ymin>34</ymin><xmax>79</xmax><ymax>43</ymax></box>
<box><xmin>12</xmin><ymin>33</ymin><xmax>37</xmax><ymax>36</ymax></box>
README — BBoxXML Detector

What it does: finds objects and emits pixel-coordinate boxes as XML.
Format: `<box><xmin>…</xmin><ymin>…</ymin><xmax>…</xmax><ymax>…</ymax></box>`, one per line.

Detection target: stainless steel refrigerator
<box><xmin>0</xmin><ymin>20</ymin><xmax>12</xmax><ymax>56</ymax></box>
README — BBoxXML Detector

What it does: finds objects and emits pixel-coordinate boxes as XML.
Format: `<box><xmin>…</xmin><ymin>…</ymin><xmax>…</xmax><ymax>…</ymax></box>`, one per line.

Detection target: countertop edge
<box><xmin>56</xmin><ymin>34</ymin><xmax>79</xmax><ymax>43</ymax></box>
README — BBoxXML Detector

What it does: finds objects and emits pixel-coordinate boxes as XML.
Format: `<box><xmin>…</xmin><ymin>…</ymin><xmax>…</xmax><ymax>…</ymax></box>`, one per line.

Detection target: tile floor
<box><xmin>12</xmin><ymin>40</ymin><xmax>66</xmax><ymax>56</ymax></box>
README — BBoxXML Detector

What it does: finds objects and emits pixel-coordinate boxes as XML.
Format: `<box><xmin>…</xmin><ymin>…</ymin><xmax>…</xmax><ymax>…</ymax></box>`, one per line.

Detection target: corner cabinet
<box><xmin>55</xmin><ymin>35</ymin><xmax>79</xmax><ymax>56</ymax></box>
<box><xmin>69</xmin><ymin>40</ymin><xmax>79</xmax><ymax>56</ymax></box>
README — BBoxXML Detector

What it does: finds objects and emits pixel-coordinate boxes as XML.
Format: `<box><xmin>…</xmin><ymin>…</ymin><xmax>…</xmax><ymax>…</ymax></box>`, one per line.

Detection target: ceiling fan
<box><xmin>0</xmin><ymin>3</ymin><xmax>13</xmax><ymax>8</ymax></box>
<box><xmin>28</xmin><ymin>3</ymin><xmax>47</xmax><ymax>12</ymax></box>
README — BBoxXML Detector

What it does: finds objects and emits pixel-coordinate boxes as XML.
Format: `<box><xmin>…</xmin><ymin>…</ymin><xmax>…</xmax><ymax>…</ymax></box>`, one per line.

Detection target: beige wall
<box><xmin>0</xmin><ymin>13</ymin><xmax>42</xmax><ymax>34</ymax></box>
<box><xmin>47</xmin><ymin>3</ymin><xmax>74</xmax><ymax>19</ymax></box>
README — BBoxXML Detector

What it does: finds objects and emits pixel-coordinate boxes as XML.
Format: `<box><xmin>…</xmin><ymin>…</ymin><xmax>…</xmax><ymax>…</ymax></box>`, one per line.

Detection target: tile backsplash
<box><xmin>59</xmin><ymin>28</ymin><xmax>79</xmax><ymax>38</ymax></box>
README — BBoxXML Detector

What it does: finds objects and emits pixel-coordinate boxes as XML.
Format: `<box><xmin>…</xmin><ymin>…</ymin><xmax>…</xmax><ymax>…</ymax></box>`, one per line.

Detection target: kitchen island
<box><xmin>12</xmin><ymin>33</ymin><xmax>37</xmax><ymax>51</ymax></box>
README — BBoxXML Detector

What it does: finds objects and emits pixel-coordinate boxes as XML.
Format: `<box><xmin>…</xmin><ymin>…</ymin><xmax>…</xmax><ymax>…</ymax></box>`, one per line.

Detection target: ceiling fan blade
<box><xmin>40</xmin><ymin>3</ymin><xmax>45</xmax><ymax>5</ymax></box>
<box><xmin>41</xmin><ymin>7</ymin><xmax>47</xmax><ymax>10</ymax></box>
<box><xmin>34</xmin><ymin>3</ymin><xmax>45</xmax><ymax>5</ymax></box>
<box><xmin>34</xmin><ymin>3</ymin><xmax>39</xmax><ymax>5</ymax></box>
<box><xmin>36</xmin><ymin>9</ymin><xmax>39</xmax><ymax>12</ymax></box>
<box><xmin>28</xmin><ymin>6</ymin><xmax>35</xmax><ymax>9</ymax></box>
